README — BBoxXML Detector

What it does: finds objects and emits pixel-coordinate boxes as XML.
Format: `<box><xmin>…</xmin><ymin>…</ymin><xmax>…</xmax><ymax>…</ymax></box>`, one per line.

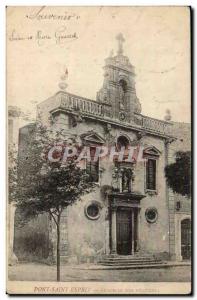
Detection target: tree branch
<box><xmin>49</xmin><ymin>209</ymin><xmax>58</xmax><ymax>226</ymax></box>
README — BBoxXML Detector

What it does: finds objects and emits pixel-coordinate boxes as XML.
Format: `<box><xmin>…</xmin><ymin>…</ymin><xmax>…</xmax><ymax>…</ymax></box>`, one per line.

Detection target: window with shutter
<box><xmin>146</xmin><ymin>159</ymin><xmax>156</xmax><ymax>190</ymax></box>
<box><xmin>86</xmin><ymin>147</ymin><xmax>99</xmax><ymax>183</ymax></box>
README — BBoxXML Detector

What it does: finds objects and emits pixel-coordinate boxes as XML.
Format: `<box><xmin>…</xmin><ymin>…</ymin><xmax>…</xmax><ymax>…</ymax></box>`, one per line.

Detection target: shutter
<box><xmin>146</xmin><ymin>159</ymin><xmax>156</xmax><ymax>190</ymax></box>
<box><xmin>86</xmin><ymin>147</ymin><xmax>99</xmax><ymax>182</ymax></box>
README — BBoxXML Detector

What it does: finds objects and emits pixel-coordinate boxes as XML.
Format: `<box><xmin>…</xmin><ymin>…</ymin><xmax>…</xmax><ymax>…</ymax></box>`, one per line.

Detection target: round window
<box><xmin>145</xmin><ymin>208</ymin><xmax>158</xmax><ymax>223</ymax></box>
<box><xmin>85</xmin><ymin>202</ymin><xmax>101</xmax><ymax>220</ymax></box>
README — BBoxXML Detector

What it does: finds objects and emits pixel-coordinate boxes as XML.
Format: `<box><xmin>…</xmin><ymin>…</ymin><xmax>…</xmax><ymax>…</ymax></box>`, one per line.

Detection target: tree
<box><xmin>10</xmin><ymin>120</ymin><xmax>95</xmax><ymax>281</ymax></box>
<box><xmin>165</xmin><ymin>151</ymin><xmax>191</xmax><ymax>197</ymax></box>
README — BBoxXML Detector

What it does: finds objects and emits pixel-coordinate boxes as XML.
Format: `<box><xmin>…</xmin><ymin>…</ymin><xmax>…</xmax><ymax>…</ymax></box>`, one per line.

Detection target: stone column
<box><xmin>8</xmin><ymin>202</ymin><xmax>18</xmax><ymax>265</ymax></box>
<box><xmin>110</xmin><ymin>206</ymin><xmax>117</xmax><ymax>255</ymax></box>
<box><xmin>105</xmin><ymin>208</ymin><xmax>110</xmax><ymax>255</ymax></box>
<box><xmin>131</xmin><ymin>209</ymin><xmax>135</xmax><ymax>255</ymax></box>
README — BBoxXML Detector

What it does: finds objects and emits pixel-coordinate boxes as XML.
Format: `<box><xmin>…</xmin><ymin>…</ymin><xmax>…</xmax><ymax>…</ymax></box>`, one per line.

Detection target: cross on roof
<box><xmin>116</xmin><ymin>33</ymin><xmax>125</xmax><ymax>55</ymax></box>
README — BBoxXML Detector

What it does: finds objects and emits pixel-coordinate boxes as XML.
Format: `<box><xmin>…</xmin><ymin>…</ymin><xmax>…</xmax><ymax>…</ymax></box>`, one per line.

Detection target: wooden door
<box><xmin>116</xmin><ymin>208</ymin><xmax>132</xmax><ymax>255</ymax></box>
<box><xmin>181</xmin><ymin>218</ymin><xmax>191</xmax><ymax>260</ymax></box>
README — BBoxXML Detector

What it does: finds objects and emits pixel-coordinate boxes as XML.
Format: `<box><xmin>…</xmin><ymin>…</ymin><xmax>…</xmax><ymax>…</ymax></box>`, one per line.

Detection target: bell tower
<box><xmin>97</xmin><ymin>33</ymin><xmax>141</xmax><ymax>123</ymax></box>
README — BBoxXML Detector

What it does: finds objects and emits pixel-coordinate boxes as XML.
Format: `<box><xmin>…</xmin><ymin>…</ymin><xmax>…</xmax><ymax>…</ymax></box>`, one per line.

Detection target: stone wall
<box><xmin>14</xmin><ymin>210</ymin><xmax>50</xmax><ymax>262</ymax></box>
<box><xmin>67</xmin><ymin>189</ymin><xmax>108</xmax><ymax>263</ymax></box>
<box><xmin>170</xmin><ymin>122</ymin><xmax>191</xmax><ymax>260</ymax></box>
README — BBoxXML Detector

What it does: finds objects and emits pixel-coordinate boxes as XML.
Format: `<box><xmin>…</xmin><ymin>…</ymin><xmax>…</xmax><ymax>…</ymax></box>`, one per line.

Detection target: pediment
<box><xmin>80</xmin><ymin>131</ymin><xmax>105</xmax><ymax>144</ymax></box>
<box><xmin>143</xmin><ymin>146</ymin><xmax>161</xmax><ymax>157</ymax></box>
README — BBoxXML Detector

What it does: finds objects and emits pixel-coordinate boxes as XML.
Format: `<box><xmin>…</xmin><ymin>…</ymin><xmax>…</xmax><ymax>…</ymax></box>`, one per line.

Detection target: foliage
<box><xmin>8</xmin><ymin>144</ymin><xmax>18</xmax><ymax>203</ymax></box>
<box><xmin>165</xmin><ymin>151</ymin><xmax>191</xmax><ymax>197</ymax></box>
<box><xmin>9</xmin><ymin>118</ymin><xmax>95</xmax><ymax>280</ymax></box>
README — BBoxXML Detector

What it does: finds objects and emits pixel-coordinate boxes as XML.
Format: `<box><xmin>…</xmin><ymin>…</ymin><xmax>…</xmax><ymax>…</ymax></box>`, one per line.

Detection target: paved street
<box><xmin>8</xmin><ymin>263</ymin><xmax>191</xmax><ymax>282</ymax></box>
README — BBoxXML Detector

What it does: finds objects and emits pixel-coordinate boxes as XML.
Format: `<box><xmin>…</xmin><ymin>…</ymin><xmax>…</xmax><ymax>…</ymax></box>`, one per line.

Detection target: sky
<box><xmin>7</xmin><ymin>6</ymin><xmax>190</xmax><ymax>123</ymax></box>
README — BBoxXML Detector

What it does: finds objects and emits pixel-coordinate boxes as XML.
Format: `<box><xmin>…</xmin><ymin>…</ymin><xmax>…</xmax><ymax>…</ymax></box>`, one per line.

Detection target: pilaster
<box><xmin>110</xmin><ymin>206</ymin><xmax>117</xmax><ymax>255</ymax></box>
<box><xmin>165</xmin><ymin>138</ymin><xmax>176</xmax><ymax>260</ymax></box>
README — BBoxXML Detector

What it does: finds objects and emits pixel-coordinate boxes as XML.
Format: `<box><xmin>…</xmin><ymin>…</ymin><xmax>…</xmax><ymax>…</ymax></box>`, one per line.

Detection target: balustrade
<box><xmin>55</xmin><ymin>92</ymin><xmax>171</xmax><ymax>135</ymax></box>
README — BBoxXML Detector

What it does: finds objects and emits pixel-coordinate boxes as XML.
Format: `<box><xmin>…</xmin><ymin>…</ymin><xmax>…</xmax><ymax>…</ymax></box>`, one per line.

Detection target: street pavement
<box><xmin>8</xmin><ymin>263</ymin><xmax>191</xmax><ymax>282</ymax></box>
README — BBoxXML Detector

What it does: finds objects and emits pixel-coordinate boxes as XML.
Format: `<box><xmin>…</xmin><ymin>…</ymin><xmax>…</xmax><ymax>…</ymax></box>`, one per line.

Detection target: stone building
<box><xmin>170</xmin><ymin>122</ymin><xmax>191</xmax><ymax>261</ymax></box>
<box><xmin>11</xmin><ymin>34</ymin><xmax>191</xmax><ymax>264</ymax></box>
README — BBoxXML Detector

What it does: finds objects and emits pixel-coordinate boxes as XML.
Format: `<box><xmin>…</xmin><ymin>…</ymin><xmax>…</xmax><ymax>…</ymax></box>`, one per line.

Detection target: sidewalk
<box><xmin>8</xmin><ymin>262</ymin><xmax>191</xmax><ymax>282</ymax></box>
<box><xmin>71</xmin><ymin>260</ymin><xmax>191</xmax><ymax>270</ymax></box>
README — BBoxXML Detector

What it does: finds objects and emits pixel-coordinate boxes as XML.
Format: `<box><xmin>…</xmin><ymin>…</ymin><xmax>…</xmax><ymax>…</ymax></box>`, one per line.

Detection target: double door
<box><xmin>116</xmin><ymin>208</ymin><xmax>136</xmax><ymax>255</ymax></box>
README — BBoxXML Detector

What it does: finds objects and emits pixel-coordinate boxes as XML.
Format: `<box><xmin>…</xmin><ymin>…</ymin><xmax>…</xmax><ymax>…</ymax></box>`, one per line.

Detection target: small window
<box><xmin>146</xmin><ymin>159</ymin><xmax>156</xmax><ymax>190</ymax></box>
<box><xmin>85</xmin><ymin>202</ymin><xmax>101</xmax><ymax>220</ymax></box>
<box><xmin>86</xmin><ymin>147</ymin><xmax>99</xmax><ymax>183</ymax></box>
<box><xmin>145</xmin><ymin>208</ymin><xmax>158</xmax><ymax>223</ymax></box>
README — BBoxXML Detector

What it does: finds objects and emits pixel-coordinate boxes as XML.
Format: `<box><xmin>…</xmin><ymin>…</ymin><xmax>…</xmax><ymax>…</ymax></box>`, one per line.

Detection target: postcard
<box><xmin>7</xmin><ymin>6</ymin><xmax>191</xmax><ymax>295</ymax></box>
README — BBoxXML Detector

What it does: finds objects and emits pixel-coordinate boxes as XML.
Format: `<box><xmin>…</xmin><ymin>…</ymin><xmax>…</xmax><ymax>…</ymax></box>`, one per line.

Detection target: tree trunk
<box><xmin>56</xmin><ymin>215</ymin><xmax>61</xmax><ymax>282</ymax></box>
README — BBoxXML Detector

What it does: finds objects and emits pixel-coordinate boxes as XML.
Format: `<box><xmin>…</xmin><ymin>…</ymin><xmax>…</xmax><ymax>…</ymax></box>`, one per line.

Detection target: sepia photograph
<box><xmin>6</xmin><ymin>6</ymin><xmax>191</xmax><ymax>295</ymax></box>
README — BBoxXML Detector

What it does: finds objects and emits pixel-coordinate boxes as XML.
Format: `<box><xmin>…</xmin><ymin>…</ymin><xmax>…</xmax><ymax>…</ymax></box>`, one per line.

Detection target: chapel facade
<box><xmin>10</xmin><ymin>34</ymin><xmax>191</xmax><ymax>264</ymax></box>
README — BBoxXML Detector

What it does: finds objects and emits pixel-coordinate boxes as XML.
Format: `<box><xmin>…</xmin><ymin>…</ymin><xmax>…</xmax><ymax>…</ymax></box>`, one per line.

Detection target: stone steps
<box><xmin>94</xmin><ymin>263</ymin><xmax>170</xmax><ymax>270</ymax></box>
<box><xmin>98</xmin><ymin>255</ymin><xmax>164</xmax><ymax>267</ymax></box>
<box><xmin>99</xmin><ymin>261</ymin><xmax>163</xmax><ymax>266</ymax></box>
<box><xmin>100</xmin><ymin>257</ymin><xmax>158</xmax><ymax>262</ymax></box>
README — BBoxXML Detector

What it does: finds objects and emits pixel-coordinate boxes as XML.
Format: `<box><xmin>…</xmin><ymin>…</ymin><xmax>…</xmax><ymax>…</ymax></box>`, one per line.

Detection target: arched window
<box><xmin>117</xmin><ymin>135</ymin><xmax>130</xmax><ymax>150</ymax></box>
<box><xmin>118</xmin><ymin>80</ymin><xmax>127</xmax><ymax>110</ymax></box>
<box><xmin>119</xmin><ymin>79</ymin><xmax>127</xmax><ymax>93</ymax></box>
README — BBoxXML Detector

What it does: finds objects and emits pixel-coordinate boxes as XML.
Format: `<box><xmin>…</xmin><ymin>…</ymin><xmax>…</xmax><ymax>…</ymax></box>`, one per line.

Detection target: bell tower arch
<box><xmin>97</xmin><ymin>33</ymin><xmax>141</xmax><ymax>123</ymax></box>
